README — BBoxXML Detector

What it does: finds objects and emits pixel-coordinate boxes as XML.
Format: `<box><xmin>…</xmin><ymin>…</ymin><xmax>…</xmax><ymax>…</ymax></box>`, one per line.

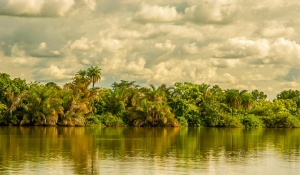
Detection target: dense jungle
<box><xmin>1</xmin><ymin>66</ymin><xmax>300</xmax><ymax>128</ymax></box>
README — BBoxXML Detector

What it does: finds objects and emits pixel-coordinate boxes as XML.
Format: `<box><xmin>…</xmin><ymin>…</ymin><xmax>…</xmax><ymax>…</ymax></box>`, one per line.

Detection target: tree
<box><xmin>21</xmin><ymin>83</ymin><xmax>63</xmax><ymax>126</ymax></box>
<box><xmin>74</xmin><ymin>70</ymin><xmax>90</xmax><ymax>85</ymax></box>
<box><xmin>87</xmin><ymin>66</ymin><xmax>101</xmax><ymax>88</ymax></box>
<box><xmin>241</xmin><ymin>91</ymin><xmax>253</xmax><ymax>115</ymax></box>
<box><xmin>61</xmin><ymin>76</ymin><xmax>99</xmax><ymax>126</ymax></box>
<box><xmin>251</xmin><ymin>89</ymin><xmax>267</xmax><ymax>101</ymax></box>
<box><xmin>225</xmin><ymin>89</ymin><xmax>241</xmax><ymax>115</ymax></box>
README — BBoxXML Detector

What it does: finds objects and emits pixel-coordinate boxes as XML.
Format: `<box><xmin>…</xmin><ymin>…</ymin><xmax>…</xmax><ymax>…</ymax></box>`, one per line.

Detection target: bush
<box><xmin>261</xmin><ymin>113</ymin><xmax>300</xmax><ymax>128</ymax></box>
<box><xmin>222</xmin><ymin>115</ymin><xmax>243</xmax><ymax>127</ymax></box>
<box><xmin>176</xmin><ymin>116</ymin><xmax>188</xmax><ymax>127</ymax></box>
<box><xmin>241</xmin><ymin>115</ymin><xmax>262</xmax><ymax>128</ymax></box>
<box><xmin>99</xmin><ymin>113</ymin><xmax>126</xmax><ymax>127</ymax></box>
<box><xmin>201</xmin><ymin>114</ymin><xmax>220</xmax><ymax>127</ymax></box>
<box><xmin>85</xmin><ymin>115</ymin><xmax>102</xmax><ymax>125</ymax></box>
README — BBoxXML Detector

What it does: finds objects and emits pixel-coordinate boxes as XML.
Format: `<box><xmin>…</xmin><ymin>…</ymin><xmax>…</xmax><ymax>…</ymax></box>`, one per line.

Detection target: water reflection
<box><xmin>0</xmin><ymin>127</ymin><xmax>300</xmax><ymax>174</ymax></box>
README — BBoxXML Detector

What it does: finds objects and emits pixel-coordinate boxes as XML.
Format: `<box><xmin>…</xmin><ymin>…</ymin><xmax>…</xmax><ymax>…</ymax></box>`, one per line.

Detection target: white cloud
<box><xmin>42</xmin><ymin>0</ymin><xmax>75</xmax><ymax>17</ymax></box>
<box><xmin>223</xmin><ymin>73</ymin><xmax>237</xmax><ymax>84</ymax></box>
<box><xmin>215</xmin><ymin>37</ymin><xmax>300</xmax><ymax>67</ymax></box>
<box><xmin>34</xmin><ymin>65</ymin><xmax>73</xmax><ymax>82</ymax></box>
<box><xmin>182</xmin><ymin>43</ymin><xmax>199</xmax><ymax>54</ymax></box>
<box><xmin>158</xmin><ymin>24</ymin><xmax>203</xmax><ymax>41</ymax></box>
<box><xmin>151</xmin><ymin>59</ymin><xmax>218</xmax><ymax>84</ymax></box>
<box><xmin>215</xmin><ymin>37</ymin><xmax>270</xmax><ymax>58</ymax></box>
<box><xmin>29</xmin><ymin>42</ymin><xmax>62</xmax><ymax>57</ymax></box>
<box><xmin>269</xmin><ymin>38</ymin><xmax>300</xmax><ymax>65</ymax></box>
<box><xmin>135</xmin><ymin>5</ymin><xmax>181</xmax><ymax>22</ymax></box>
<box><xmin>155</xmin><ymin>40</ymin><xmax>176</xmax><ymax>51</ymax></box>
<box><xmin>100</xmin><ymin>38</ymin><xmax>126</xmax><ymax>53</ymax></box>
<box><xmin>256</xmin><ymin>21</ymin><xmax>295</xmax><ymax>38</ymax></box>
<box><xmin>185</xmin><ymin>0</ymin><xmax>237</xmax><ymax>24</ymax></box>
<box><xmin>84</xmin><ymin>0</ymin><xmax>96</xmax><ymax>11</ymax></box>
<box><xmin>0</xmin><ymin>0</ymin><xmax>75</xmax><ymax>17</ymax></box>
<box><xmin>211</xmin><ymin>59</ymin><xmax>241</xmax><ymax>68</ymax></box>
<box><xmin>69</xmin><ymin>37</ymin><xmax>95</xmax><ymax>51</ymax></box>
<box><xmin>2</xmin><ymin>0</ymin><xmax>300</xmax><ymax>99</ymax></box>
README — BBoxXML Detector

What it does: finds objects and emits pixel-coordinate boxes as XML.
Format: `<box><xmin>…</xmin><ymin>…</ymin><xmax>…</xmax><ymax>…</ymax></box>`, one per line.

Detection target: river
<box><xmin>0</xmin><ymin>127</ymin><xmax>299</xmax><ymax>174</ymax></box>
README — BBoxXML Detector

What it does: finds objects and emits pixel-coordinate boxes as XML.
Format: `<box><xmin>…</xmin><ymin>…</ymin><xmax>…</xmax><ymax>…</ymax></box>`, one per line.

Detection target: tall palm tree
<box><xmin>87</xmin><ymin>66</ymin><xmax>101</xmax><ymax>88</ymax></box>
<box><xmin>62</xmin><ymin>76</ymin><xmax>99</xmax><ymax>126</ymax></box>
<box><xmin>241</xmin><ymin>91</ymin><xmax>253</xmax><ymax>115</ymax></box>
<box><xmin>225</xmin><ymin>89</ymin><xmax>241</xmax><ymax>116</ymax></box>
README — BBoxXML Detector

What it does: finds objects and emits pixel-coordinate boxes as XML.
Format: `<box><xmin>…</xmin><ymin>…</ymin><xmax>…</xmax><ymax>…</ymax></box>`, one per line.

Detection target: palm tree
<box><xmin>241</xmin><ymin>91</ymin><xmax>253</xmax><ymax>115</ymax></box>
<box><xmin>225</xmin><ymin>89</ymin><xmax>241</xmax><ymax>116</ymax></box>
<box><xmin>87</xmin><ymin>66</ymin><xmax>101</xmax><ymax>88</ymax></box>
<box><xmin>74</xmin><ymin>70</ymin><xmax>90</xmax><ymax>85</ymax></box>
<box><xmin>61</xmin><ymin>77</ymin><xmax>99</xmax><ymax>126</ymax></box>
<box><xmin>21</xmin><ymin>83</ymin><xmax>63</xmax><ymax>125</ymax></box>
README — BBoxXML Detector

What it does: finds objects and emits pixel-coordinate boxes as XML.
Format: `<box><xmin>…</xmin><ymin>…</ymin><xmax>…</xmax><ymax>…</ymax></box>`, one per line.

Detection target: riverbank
<box><xmin>2</xmin><ymin>70</ymin><xmax>300</xmax><ymax>128</ymax></box>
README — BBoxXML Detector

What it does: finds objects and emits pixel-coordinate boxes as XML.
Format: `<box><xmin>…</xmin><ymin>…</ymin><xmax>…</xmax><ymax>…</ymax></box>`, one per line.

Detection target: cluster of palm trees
<box><xmin>0</xmin><ymin>66</ymin><xmax>101</xmax><ymax>126</ymax></box>
<box><xmin>1</xmin><ymin>66</ymin><xmax>300</xmax><ymax>127</ymax></box>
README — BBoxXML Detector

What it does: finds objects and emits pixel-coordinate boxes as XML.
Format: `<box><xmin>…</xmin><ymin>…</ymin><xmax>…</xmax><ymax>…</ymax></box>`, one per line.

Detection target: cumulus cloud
<box><xmin>2</xmin><ymin>0</ymin><xmax>300</xmax><ymax>99</ymax></box>
<box><xmin>30</xmin><ymin>42</ymin><xmax>62</xmax><ymax>58</ymax></box>
<box><xmin>185</xmin><ymin>0</ymin><xmax>237</xmax><ymax>24</ymax></box>
<box><xmin>182</xmin><ymin>43</ymin><xmax>199</xmax><ymax>54</ymax></box>
<box><xmin>215</xmin><ymin>37</ymin><xmax>300</xmax><ymax>66</ymax></box>
<box><xmin>151</xmin><ymin>59</ymin><xmax>218</xmax><ymax>84</ymax></box>
<box><xmin>255</xmin><ymin>21</ymin><xmax>295</xmax><ymax>38</ymax></box>
<box><xmin>269</xmin><ymin>38</ymin><xmax>300</xmax><ymax>65</ymax></box>
<box><xmin>211</xmin><ymin>59</ymin><xmax>241</xmax><ymax>68</ymax></box>
<box><xmin>68</xmin><ymin>37</ymin><xmax>95</xmax><ymax>51</ymax></box>
<box><xmin>0</xmin><ymin>0</ymin><xmax>75</xmax><ymax>17</ymax></box>
<box><xmin>33</xmin><ymin>65</ymin><xmax>73</xmax><ymax>83</ymax></box>
<box><xmin>135</xmin><ymin>4</ymin><xmax>181</xmax><ymax>23</ymax></box>
<box><xmin>215</xmin><ymin>37</ymin><xmax>270</xmax><ymax>58</ymax></box>
<box><xmin>155</xmin><ymin>40</ymin><xmax>176</xmax><ymax>51</ymax></box>
<box><xmin>158</xmin><ymin>24</ymin><xmax>203</xmax><ymax>41</ymax></box>
<box><xmin>84</xmin><ymin>0</ymin><xmax>96</xmax><ymax>11</ymax></box>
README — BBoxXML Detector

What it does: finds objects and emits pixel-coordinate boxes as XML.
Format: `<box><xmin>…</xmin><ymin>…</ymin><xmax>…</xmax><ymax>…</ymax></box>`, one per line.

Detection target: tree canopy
<box><xmin>1</xmin><ymin>68</ymin><xmax>300</xmax><ymax>128</ymax></box>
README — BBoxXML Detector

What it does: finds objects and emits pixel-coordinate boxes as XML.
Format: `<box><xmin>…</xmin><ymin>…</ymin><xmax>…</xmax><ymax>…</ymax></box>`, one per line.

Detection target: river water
<box><xmin>0</xmin><ymin>127</ymin><xmax>299</xmax><ymax>174</ymax></box>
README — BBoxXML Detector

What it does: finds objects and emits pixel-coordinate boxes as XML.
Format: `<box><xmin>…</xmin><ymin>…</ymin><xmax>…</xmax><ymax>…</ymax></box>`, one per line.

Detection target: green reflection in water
<box><xmin>0</xmin><ymin>127</ymin><xmax>299</xmax><ymax>174</ymax></box>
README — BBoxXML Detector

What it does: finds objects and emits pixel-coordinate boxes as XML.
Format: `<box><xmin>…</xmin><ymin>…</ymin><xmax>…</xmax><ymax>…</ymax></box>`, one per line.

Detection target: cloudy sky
<box><xmin>1</xmin><ymin>0</ymin><xmax>300</xmax><ymax>98</ymax></box>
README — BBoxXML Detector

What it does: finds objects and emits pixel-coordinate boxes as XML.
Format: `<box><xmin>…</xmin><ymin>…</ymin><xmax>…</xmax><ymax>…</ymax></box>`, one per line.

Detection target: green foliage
<box><xmin>213</xmin><ymin>114</ymin><xmax>242</xmax><ymax>127</ymax></box>
<box><xmin>201</xmin><ymin>114</ymin><xmax>220</xmax><ymax>127</ymax></box>
<box><xmin>0</xmin><ymin>103</ymin><xmax>7</xmax><ymax>124</ymax></box>
<box><xmin>222</xmin><ymin>115</ymin><xmax>243</xmax><ymax>128</ymax></box>
<box><xmin>261</xmin><ymin>113</ymin><xmax>300</xmax><ymax>128</ymax></box>
<box><xmin>98</xmin><ymin>113</ymin><xmax>126</xmax><ymax>127</ymax></box>
<box><xmin>176</xmin><ymin>116</ymin><xmax>188</xmax><ymax>127</ymax></box>
<box><xmin>87</xmin><ymin>66</ymin><xmax>101</xmax><ymax>88</ymax></box>
<box><xmin>85</xmin><ymin>115</ymin><xmax>102</xmax><ymax>125</ymax></box>
<box><xmin>21</xmin><ymin>83</ymin><xmax>64</xmax><ymax>125</ymax></box>
<box><xmin>250</xmin><ymin>100</ymin><xmax>274</xmax><ymax>116</ymax></box>
<box><xmin>277</xmin><ymin>89</ymin><xmax>300</xmax><ymax>100</ymax></box>
<box><xmin>251</xmin><ymin>89</ymin><xmax>267</xmax><ymax>101</ymax></box>
<box><xmin>2</xmin><ymin>69</ymin><xmax>300</xmax><ymax>128</ymax></box>
<box><xmin>241</xmin><ymin>115</ymin><xmax>262</xmax><ymax>128</ymax></box>
<box><xmin>241</xmin><ymin>92</ymin><xmax>253</xmax><ymax>115</ymax></box>
<box><xmin>225</xmin><ymin>89</ymin><xmax>241</xmax><ymax>115</ymax></box>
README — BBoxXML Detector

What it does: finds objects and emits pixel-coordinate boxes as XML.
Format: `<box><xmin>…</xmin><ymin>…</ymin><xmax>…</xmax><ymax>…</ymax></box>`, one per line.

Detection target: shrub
<box><xmin>99</xmin><ymin>113</ymin><xmax>126</xmax><ymax>127</ymax></box>
<box><xmin>261</xmin><ymin>113</ymin><xmax>300</xmax><ymax>128</ymax></box>
<box><xmin>222</xmin><ymin>115</ymin><xmax>243</xmax><ymax>127</ymax></box>
<box><xmin>85</xmin><ymin>115</ymin><xmax>102</xmax><ymax>125</ymax></box>
<box><xmin>241</xmin><ymin>114</ymin><xmax>262</xmax><ymax>128</ymax></box>
<box><xmin>176</xmin><ymin>116</ymin><xmax>188</xmax><ymax>127</ymax></box>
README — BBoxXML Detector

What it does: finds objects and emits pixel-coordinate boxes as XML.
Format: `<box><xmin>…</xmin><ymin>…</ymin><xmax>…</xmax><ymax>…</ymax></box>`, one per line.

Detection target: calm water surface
<box><xmin>0</xmin><ymin>127</ymin><xmax>299</xmax><ymax>174</ymax></box>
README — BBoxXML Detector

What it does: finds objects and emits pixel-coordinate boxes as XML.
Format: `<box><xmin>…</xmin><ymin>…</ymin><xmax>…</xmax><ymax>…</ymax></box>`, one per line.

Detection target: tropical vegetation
<box><xmin>1</xmin><ymin>66</ymin><xmax>300</xmax><ymax>128</ymax></box>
